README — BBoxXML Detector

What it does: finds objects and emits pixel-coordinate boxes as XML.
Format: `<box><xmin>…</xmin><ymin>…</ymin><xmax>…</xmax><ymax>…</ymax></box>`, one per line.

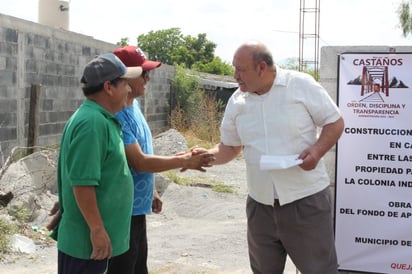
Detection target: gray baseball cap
<box><xmin>81</xmin><ymin>53</ymin><xmax>142</xmax><ymax>88</ymax></box>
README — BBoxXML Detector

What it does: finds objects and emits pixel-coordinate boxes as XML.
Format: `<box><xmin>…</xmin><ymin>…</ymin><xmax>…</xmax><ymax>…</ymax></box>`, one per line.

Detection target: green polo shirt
<box><xmin>56</xmin><ymin>99</ymin><xmax>133</xmax><ymax>259</ymax></box>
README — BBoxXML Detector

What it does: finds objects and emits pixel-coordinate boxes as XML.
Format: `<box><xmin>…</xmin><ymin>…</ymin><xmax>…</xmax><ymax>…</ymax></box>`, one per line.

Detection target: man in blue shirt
<box><xmin>107</xmin><ymin>46</ymin><xmax>215</xmax><ymax>274</ymax></box>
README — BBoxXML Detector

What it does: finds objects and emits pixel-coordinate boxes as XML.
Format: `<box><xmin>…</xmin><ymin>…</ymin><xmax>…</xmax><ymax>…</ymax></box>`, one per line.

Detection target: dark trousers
<box><xmin>246</xmin><ymin>187</ymin><xmax>338</xmax><ymax>274</ymax></box>
<box><xmin>107</xmin><ymin>215</ymin><xmax>148</xmax><ymax>274</ymax></box>
<box><xmin>58</xmin><ymin>250</ymin><xmax>108</xmax><ymax>274</ymax></box>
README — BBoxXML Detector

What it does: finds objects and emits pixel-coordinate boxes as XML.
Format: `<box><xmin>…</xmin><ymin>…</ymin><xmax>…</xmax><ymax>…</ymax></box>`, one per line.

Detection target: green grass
<box><xmin>8</xmin><ymin>203</ymin><xmax>31</xmax><ymax>223</ymax></box>
<box><xmin>164</xmin><ymin>171</ymin><xmax>193</xmax><ymax>186</ymax></box>
<box><xmin>163</xmin><ymin>171</ymin><xmax>235</xmax><ymax>194</ymax></box>
<box><xmin>0</xmin><ymin>216</ymin><xmax>17</xmax><ymax>259</ymax></box>
<box><xmin>211</xmin><ymin>184</ymin><xmax>234</xmax><ymax>193</ymax></box>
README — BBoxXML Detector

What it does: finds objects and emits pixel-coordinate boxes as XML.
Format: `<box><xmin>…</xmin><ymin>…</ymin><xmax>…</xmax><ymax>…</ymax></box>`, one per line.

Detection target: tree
<box><xmin>117</xmin><ymin>37</ymin><xmax>129</xmax><ymax>46</ymax></box>
<box><xmin>134</xmin><ymin>28</ymin><xmax>233</xmax><ymax>75</ymax></box>
<box><xmin>397</xmin><ymin>1</ymin><xmax>412</xmax><ymax>37</ymax></box>
<box><xmin>279</xmin><ymin>57</ymin><xmax>299</xmax><ymax>71</ymax></box>
<box><xmin>137</xmin><ymin>28</ymin><xmax>185</xmax><ymax>64</ymax></box>
<box><xmin>137</xmin><ymin>28</ymin><xmax>215</xmax><ymax>67</ymax></box>
<box><xmin>192</xmin><ymin>57</ymin><xmax>233</xmax><ymax>75</ymax></box>
<box><xmin>279</xmin><ymin>57</ymin><xmax>318</xmax><ymax>80</ymax></box>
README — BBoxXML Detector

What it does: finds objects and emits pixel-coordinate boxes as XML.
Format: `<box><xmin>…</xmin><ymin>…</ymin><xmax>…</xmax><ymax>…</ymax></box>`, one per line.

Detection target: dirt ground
<box><xmin>0</xmin><ymin>157</ymin><xmax>298</xmax><ymax>274</ymax></box>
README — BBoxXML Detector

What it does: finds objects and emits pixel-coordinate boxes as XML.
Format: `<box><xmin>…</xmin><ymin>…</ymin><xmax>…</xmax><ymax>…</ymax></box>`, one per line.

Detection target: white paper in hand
<box><xmin>260</xmin><ymin>154</ymin><xmax>303</xmax><ymax>170</ymax></box>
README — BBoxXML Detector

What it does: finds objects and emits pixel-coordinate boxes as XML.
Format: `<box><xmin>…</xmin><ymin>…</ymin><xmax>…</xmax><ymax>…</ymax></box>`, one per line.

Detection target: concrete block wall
<box><xmin>140</xmin><ymin>64</ymin><xmax>175</xmax><ymax>135</ymax></box>
<box><xmin>0</xmin><ymin>13</ymin><xmax>173</xmax><ymax>165</ymax></box>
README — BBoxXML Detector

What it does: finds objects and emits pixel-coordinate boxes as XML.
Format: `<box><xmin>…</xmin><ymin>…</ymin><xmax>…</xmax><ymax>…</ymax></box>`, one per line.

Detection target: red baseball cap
<box><xmin>113</xmin><ymin>46</ymin><xmax>162</xmax><ymax>71</ymax></box>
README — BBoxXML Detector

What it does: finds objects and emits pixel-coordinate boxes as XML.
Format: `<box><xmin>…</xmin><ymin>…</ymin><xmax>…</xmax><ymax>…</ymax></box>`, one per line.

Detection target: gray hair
<box><xmin>251</xmin><ymin>43</ymin><xmax>274</xmax><ymax>67</ymax></box>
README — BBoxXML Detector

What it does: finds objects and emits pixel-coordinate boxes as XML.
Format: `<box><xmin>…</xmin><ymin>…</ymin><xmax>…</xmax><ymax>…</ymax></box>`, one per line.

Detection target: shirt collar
<box><xmin>273</xmin><ymin>65</ymin><xmax>287</xmax><ymax>87</ymax></box>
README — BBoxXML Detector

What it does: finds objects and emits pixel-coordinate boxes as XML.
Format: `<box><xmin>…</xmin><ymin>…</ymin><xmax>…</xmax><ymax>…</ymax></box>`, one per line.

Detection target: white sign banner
<box><xmin>335</xmin><ymin>52</ymin><xmax>412</xmax><ymax>274</ymax></box>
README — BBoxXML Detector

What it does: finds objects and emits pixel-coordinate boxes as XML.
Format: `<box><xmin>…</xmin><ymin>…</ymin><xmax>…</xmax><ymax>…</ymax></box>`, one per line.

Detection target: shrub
<box><xmin>170</xmin><ymin>66</ymin><xmax>223</xmax><ymax>147</ymax></box>
<box><xmin>0</xmin><ymin>216</ymin><xmax>17</xmax><ymax>258</ymax></box>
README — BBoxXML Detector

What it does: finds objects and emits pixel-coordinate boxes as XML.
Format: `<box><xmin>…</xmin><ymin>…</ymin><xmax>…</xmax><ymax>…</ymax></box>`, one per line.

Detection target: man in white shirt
<box><xmin>205</xmin><ymin>41</ymin><xmax>344</xmax><ymax>274</ymax></box>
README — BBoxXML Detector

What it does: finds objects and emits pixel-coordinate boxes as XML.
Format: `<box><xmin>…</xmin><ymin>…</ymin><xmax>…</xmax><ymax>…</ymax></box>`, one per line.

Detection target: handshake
<box><xmin>177</xmin><ymin>146</ymin><xmax>215</xmax><ymax>172</ymax></box>
<box><xmin>46</xmin><ymin>145</ymin><xmax>215</xmax><ymax>234</ymax></box>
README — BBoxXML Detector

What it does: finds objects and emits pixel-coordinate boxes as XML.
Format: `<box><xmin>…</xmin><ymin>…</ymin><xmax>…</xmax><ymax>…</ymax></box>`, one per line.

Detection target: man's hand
<box><xmin>179</xmin><ymin>147</ymin><xmax>215</xmax><ymax>172</ymax></box>
<box><xmin>299</xmin><ymin>118</ymin><xmax>344</xmax><ymax>171</ymax></box>
<box><xmin>298</xmin><ymin>146</ymin><xmax>321</xmax><ymax>171</ymax></box>
<box><xmin>46</xmin><ymin>201</ymin><xmax>61</xmax><ymax>231</ymax></box>
<box><xmin>152</xmin><ymin>189</ymin><xmax>163</xmax><ymax>213</ymax></box>
<box><xmin>90</xmin><ymin>226</ymin><xmax>112</xmax><ymax>260</ymax></box>
<box><xmin>73</xmin><ymin>186</ymin><xmax>112</xmax><ymax>260</ymax></box>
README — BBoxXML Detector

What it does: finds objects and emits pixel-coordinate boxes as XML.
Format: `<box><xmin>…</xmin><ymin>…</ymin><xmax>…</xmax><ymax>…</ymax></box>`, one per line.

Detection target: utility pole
<box><xmin>299</xmin><ymin>0</ymin><xmax>320</xmax><ymax>80</ymax></box>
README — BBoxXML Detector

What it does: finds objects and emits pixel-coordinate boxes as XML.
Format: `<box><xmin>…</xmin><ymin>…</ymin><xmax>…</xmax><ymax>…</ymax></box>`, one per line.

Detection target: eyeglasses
<box><xmin>142</xmin><ymin>70</ymin><xmax>150</xmax><ymax>79</ymax></box>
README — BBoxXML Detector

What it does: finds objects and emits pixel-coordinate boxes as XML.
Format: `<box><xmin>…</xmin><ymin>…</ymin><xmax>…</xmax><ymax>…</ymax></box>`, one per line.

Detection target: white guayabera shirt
<box><xmin>220</xmin><ymin>66</ymin><xmax>342</xmax><ymax>206</ymax></box>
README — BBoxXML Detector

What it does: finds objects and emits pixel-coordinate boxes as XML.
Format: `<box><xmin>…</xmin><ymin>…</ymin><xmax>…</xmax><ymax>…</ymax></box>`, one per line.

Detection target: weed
<box><xmin>163</xmin><ymin>171</ymin><xmax>193</xmax><ymax>186</ymax></box>
<box><xmin>0</xmin><ymin>216</ymin><xmax>17</xmax><ymax>258</ymax></box>
<box><xmin>212</xmin><ymin>184</ymin><xmax>235</xmax><ymax>194</ymax></box>
<box><xmin>163</xmin><ymin>171</ymin><xmax>235</xmax><ymax>194</ymax></box>
<box><xmin>8</xmin><ymin>203</ymin><xmax>31</xmax><ymax>223</ymax></box>
<box><xmin>170</xmin><ymin>66</ymin><xmax>223</xmax><ymax>147</ymax></box>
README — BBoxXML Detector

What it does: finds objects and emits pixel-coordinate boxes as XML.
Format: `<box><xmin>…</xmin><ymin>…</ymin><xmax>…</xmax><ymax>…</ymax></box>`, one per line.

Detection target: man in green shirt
<box><xmin>56</xmin><ymin>53</ymin><xmax>141</xmax><ymax>274</ymax></box>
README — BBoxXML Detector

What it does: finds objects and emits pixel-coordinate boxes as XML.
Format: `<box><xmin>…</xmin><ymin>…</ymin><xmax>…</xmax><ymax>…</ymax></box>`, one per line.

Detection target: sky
<box><xmin>0</xmin><ymin>0</ymin><xmax>411</xmax><ymax>64</ymax></box>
